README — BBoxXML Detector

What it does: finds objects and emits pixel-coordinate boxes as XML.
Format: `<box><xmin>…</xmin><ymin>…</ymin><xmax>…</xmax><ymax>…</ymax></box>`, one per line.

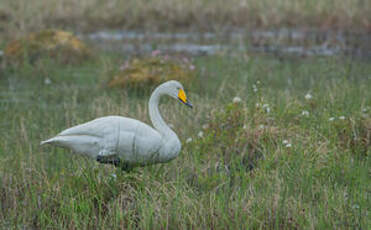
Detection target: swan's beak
<box><xmin>178</xmin><ymin>89</ymin><xmax>193</xmax><ymax>108</ymax></box>
<box><xmin>182</xmin><ymin>100</ymin><xmax>193</xmax><ymax>108</ymax></box>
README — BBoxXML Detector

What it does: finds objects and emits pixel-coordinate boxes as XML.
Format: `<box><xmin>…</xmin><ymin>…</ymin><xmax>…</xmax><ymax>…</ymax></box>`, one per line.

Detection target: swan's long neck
<box><xmin>148</xmin><ymin>86</ymin><xmax>176</xmax><ymax>139</ymax></box>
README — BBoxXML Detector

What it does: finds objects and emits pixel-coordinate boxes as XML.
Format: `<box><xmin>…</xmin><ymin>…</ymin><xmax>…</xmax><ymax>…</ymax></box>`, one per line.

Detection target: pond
<box><xmin>82</xmin><ymin>28</ymin><xmax>371</xmax><ymax>58</ymax></box>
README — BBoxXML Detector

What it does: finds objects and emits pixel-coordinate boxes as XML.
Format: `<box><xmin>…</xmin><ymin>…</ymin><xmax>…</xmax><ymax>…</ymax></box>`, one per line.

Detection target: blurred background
<box><xmin>0</xmin><ymin>1</ymin><xmax>370</xmax><ymax>229</ymax></box>
<box><xmin>1</xmin><ymin>0</ymin><xmax>371</xmax><ymax>57</ymax></box>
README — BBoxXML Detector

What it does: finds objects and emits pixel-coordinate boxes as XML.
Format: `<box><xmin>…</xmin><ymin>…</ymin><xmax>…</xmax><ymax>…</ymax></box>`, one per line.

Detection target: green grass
<box><xmin>0</xmin><ymin>53</ymin><xmax>370</xmax><ymax>229</ymax></box>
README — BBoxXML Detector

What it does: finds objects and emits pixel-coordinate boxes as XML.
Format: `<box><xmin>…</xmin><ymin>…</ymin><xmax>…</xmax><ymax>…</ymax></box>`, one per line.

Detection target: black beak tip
<box><xmin>179</xmin><ymin>98</ymin><xmax>193</xmax><ymax>109</ymax></box>
<box><xmin>186</xmin><ymin>102</ymin><xmax>193</xmax><ymax>108</ymax></box>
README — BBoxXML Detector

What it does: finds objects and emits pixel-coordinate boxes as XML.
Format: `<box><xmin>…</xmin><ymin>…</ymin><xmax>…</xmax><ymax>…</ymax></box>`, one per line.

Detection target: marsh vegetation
<box><xmin>1</xmin><ymin>51</ymin><xmax>369</xmax><ymax>229</ymax></box>
<box><xmin>0</xmin><ymin>0</ymin><xmax>370</xmax><ymax>229</ymax></box>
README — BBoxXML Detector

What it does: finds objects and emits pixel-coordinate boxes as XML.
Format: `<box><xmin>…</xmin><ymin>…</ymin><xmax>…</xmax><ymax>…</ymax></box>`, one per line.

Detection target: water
<box><xmin>82</xmin><ymin>29</ymin><xmax>371</xmax><ymax>58</ymax></box>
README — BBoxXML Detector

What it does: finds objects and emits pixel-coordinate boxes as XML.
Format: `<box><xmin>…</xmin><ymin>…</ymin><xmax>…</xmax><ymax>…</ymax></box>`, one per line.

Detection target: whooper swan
<box><xmin>41</xmin><ymin>80</ymin><xmax>192</xmax><ymax>171</ymax></box>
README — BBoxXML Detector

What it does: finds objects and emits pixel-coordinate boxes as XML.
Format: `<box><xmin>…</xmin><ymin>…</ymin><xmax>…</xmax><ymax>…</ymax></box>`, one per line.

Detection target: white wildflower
<box><xmin>256</xmin><ymin>103</ymin><xmax>261</xmax><ymax>108</ymax></box>
<box><xmin>186</xmin><ymin>137</ymin><xmax>193</xmax><ymax>143</ymax></box>
<box><xmin>252</xmin><ymin>84</ymin><xmax>258</xmax><ymax>92</ymax></box>
<box><xmin>44</xmin><ymin>78</ymin><xmax>51</xmax><ymax>85</ymax></box>
<box><xmin>198</xmin><ymin>131</ymin><xmax>204</xmax><ymax>138</ymax></box>
<box><xmin>262</xmin><ymin>104</ymin><xmax>270</xmax><ymax>113</ymax></box>
<box><xmin>339</xmin><ymin>116</ymin><xmax>345</xmax><ymax>120</ymax></box>
<box><xmin>282</xmin><ymin>140</ymin><xmax>292</xmax><ymax>147</ymax></box>
<box><xmin>301</xmin><ymin>110</ymin><xmax>309</xmax><ymax>116</ymax></box>
<box><xmin>258</xmin><ymin>124</ymin><xmax>265</xmax><ymax>129</ymax></box>
<box><xmin>329</xmin><ymin>117</ymin><xmax>335</xmax><ymax>121</ymax></box>
<box><xmin>233</xmin><ymin>96</ymin><xmax>242</xmax><ymax>104</ymax></box>
<box><xmin>305</xmin><ymin>93</ymin><xmax>312</xmax><ymax>100</ymax></box>
<box><xmin>202</xmin><ymin>124</ymin><xmax>209</xmax><ymax>130</ymax></box>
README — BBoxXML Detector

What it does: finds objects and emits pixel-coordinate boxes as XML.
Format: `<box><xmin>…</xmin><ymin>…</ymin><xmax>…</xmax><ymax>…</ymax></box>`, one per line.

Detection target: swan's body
<box><xmin>41</xmin><ymin>80</ymin><xmax>192</xmax><ymax>170</ymax></box>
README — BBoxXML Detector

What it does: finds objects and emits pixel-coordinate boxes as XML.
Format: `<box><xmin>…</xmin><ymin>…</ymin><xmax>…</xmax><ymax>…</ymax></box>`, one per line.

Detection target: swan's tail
<box><xmin>39</xmin><ymin>135</ymin><xmax>101</xmax><ymax>159</ymax></box>
<box><xmin>40</xmin><ymin>137</ymin><xmax>55</xmax><ymax>145</ymax></box>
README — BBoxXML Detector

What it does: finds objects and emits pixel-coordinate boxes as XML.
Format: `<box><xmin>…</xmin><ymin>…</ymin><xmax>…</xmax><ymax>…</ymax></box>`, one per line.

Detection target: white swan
<box><xmin>41</xmin><ymin>80</ymin><xmax>192</xmax><ymax>171</ymax></box>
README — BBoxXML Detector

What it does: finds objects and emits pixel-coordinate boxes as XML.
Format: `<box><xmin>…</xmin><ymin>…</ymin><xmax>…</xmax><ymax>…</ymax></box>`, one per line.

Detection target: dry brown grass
<box><xmin>107</xmin><ymin>56</ymin><xmax>196</xmax><ymax>89</ymax></box>
<box><xmin>4</xmin><ymin>29</ymin><xmax>92</xmax><ymax>65</ymax></box>
<box><xmin>336</xmin><ymin>117</ymin><xmax>371</xmax><ymax>156</ymax></box>
<box><xmin>0</xmin><ymin>0</ymin><xmax>370</xmax><ymax>40</ymax></box>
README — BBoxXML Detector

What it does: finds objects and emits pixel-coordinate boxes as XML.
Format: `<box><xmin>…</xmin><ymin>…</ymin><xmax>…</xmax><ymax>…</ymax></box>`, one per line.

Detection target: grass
<box><xmin>1</xmin><ymin>0</ymin><xmax>371</xmax><ymax>40</ymax></box>
<box><xmin>0</xmin><ymin>52</ymin><xmax>370</xmax><ymax>229</ymax></box>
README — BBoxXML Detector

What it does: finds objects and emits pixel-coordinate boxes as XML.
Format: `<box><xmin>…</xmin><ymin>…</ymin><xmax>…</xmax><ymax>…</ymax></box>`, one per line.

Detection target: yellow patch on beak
<box><xmin>178</xmin><ymin>89</ymin><xmax>187</xmax><ymax>103</ymax></box>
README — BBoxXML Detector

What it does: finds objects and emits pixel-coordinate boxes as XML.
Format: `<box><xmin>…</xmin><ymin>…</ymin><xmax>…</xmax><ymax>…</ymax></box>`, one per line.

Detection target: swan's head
<box><xmin>160</xmin><ymin>80</ymin><xmax>193</xmax><ymax>108</ymax></box>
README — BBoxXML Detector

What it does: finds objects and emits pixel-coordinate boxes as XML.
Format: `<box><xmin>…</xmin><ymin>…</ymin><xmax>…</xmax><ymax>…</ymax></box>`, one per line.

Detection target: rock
<box><xmin>4</xmin><ymin>29</ymin><xmax>92</xmax><ymax>65</ymax></box>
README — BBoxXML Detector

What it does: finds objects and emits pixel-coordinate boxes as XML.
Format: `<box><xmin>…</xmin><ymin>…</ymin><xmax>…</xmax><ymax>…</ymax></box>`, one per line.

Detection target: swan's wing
<box><xmin>57</xmin><ymin>116</ymin><xmax>136</xmax><ymax>137</ymax></box>
<box><xmin>116</xmin><ymin>119</ymin><xmax>163</xmax><ymax>164</ymax></box>
<box><xmin>41</xmin><ymin>116</ymin><xmax>124</xmax><ymax>158</ymax></box>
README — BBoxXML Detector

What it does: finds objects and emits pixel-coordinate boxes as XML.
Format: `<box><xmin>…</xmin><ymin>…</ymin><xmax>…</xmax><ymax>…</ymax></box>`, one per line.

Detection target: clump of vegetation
<box><xmin>183</xmin><ymin>101</ymin><xmax>285</xmax><ymax>192</ymax></box>
<box><xmin>4</xmin><ymin>29</ymin><xmax>92</xmax><ymax>65</ymax></box>
<box><xmin>192</xmin><ymin>102</ymin><xmax>271</xmax><ymax>170</ymax></box>
<box><xmin>334</xmin><ymin>116</ymin><xmax>370</xmax><ymax>157</ymax></box>
<box><xmin>107</xmin><ymin>55</ymin><xmax>196</xmax><ymax>89</ymax></box>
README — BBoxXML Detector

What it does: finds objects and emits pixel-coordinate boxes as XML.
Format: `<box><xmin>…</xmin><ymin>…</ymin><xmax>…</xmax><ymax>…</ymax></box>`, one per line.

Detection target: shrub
<box><xmin>189</xmin><ymin>102</ymin><xmax>281</xmax><ymax>172</ymax></box>
<box><xmin>107</xmin><ymin>56</ymin><xmax>196</xmax><ymax>89</ymax></box>
<box><xmin>4</xmin><ymin>29</ymin><xmax>92</xmax><ymax>65</ymax></box>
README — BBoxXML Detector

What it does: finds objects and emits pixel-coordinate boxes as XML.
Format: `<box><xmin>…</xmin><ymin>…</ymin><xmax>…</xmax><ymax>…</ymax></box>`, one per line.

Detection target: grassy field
<box><xmin>1</xmin><ymin>0</ymin><xmax>371</xmax><ymax>40</ymax></box>
<box><xmin>0</xmin><ymin>51</ymin><xmax>370</xmax><ymax>229</ymax></box>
